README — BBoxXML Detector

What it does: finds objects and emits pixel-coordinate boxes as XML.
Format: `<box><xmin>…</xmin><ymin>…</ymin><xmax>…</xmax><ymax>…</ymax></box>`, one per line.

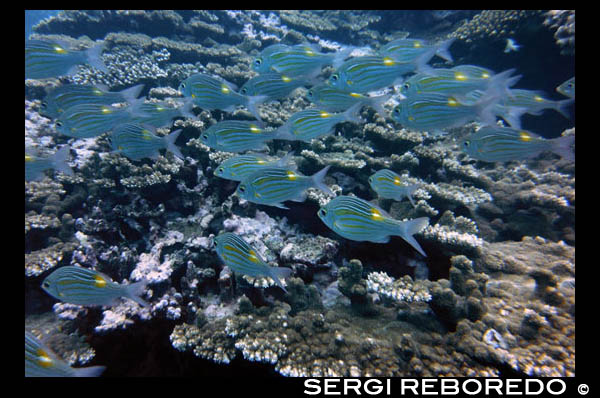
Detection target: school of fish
<box><xmin>25</xmin><ymin>33</ymin><xmax>575</xmax><ymax>376</ymax></box>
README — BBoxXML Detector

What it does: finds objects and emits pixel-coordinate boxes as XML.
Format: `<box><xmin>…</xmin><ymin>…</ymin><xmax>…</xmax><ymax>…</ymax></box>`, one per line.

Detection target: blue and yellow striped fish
<box><xmin>55</xmin><ymin>100</ymin><xmax>147</xmax><ymax>138</ymax></box>
<box><xmin>400</xmin><ymin>67</ymin><xmax>519</xmax><ymax>97</ymax></box>
<box><xmin>460</xmin><ymin>126</ymin><xmax>575</xmax><ymax>162</ymax></box>
<box><xmin>391</xmin><ymin>90</ymin><xmax>500</xmax><ymax>133</ymax></box>
<box><xmin>178</xmin><ymin>73</ymin><xmax>266</xmax><ymax>121</ymax></box>
<box><xmin>252</xmin><ymin>43</ymin><xmax>353</xmax><ymax>78</ymax></box>
<box><xmin>40</xmin><ymin>83</ymin><xmax>144</xmax><ymax>120</ymax></box>
<box><xmin>25</xmin><ymin>331</ymin><xmax>106</xmax><ymax>377</ymax></box>
<box><xmin>111</xmin><ymin>124</ymin><xmax>183</xmax><ymax>160</ymax></box>
<box><xmin>239</xmin><ymin>72</ymin><xmax>309</xmax><ymax>100</ymax></box>
<box><xmin>503</xmin><ymin>89</ymin><xmax>574</xmax><ymax>119</ymax></box>
<box><xmin>25</xmin><ymin>40</ymin><xmax>108</xmax><ymax>80</ymax></box>
<box><xmin>377</xmin><ymin>37</ymin><xmax>455</xmax><ymax>64</ymax></box>
<box><xmin>306</xmin><ymin>84</ymin><xmax>390</xmax><ymax>116</ymax></box>
<box><xmin>368</xmin><ymin>169</ymin><xmax>419</xmax><ymax>207</ymax></box>
<box><xmin>129</xmin><ymin>99</ymin><xmax>195</xmax><ymax>128</ymax></box>
<box><xmin>41</xmin><ymin>266</ymin><xmax>150</xmax><ymax>307</ymax></box>
<box><xmin>200</xmin><ymin>120</ymin><xmax>276</xmax><ymax>153</ymax></box>
<box><xmin>236</xmin><ymin>166</ymin><xmax>333</xmax><ymax>209</ymax></box>
<box><xmin>274</xmin><ymin>103</ymin><xmax>362</xmax><ymax>142</ymax></box>
<box><xmin>328</xmin><ymin>56</ymin><xmax>415</xmax><ymax>93</ymax></box>
<box><xmin>214</xmin><ymin>232</ymin><xmax>293</xmax><ymax>292</ymax></box>
<box><xmin>214</xmin><ymin>151</ymin><xmax>297</xmax><ymax>182</ymax></box>
<box><xmin>317</xmin><ymin>195</ymin><xmax>429</xmax><ymax>256</ymax></box>
<box><xmin>25</xmin><ymin>146</ymin><xmax>73</xmax><ymax>181</ymax></box>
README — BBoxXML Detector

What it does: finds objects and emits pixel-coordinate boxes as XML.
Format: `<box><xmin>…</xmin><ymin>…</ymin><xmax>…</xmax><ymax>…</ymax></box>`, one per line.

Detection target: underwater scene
<box><xmin>25</xmin><ymin>10</ymin><xmax>575</xmax><ymax>377</ymax></box>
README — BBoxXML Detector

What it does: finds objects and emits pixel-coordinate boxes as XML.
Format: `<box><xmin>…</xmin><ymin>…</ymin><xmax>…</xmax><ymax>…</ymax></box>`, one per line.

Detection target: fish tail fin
<box><xmin>555</xmin><ymin>98</ymin><xmax>575</xmax><ymax>119</ymax></box>
<box><xmin>165</xmin><ymin>129</ymin><xmax>184</xmax><ymax>160</ymax></box>
<box><xmin>85</xmin><ymin>41</ymin><xmax>109</xmax><ymax>74</ymax></box>
<box><xmin>310</xmin><ymin>165</ymin><xmax>334</xmax><ymax>196</ymax></box>
<box><xmin>500</xmin><ymin>106</ymin><xmax>527</xmax><ymax>129</ymax></box>
<box><xmin>246</xmin><ymin>95</ymin><xmax>268</xmax><ymax>122</ymax></box>
<box><xmin>551</xmin><ymin>135</ymin><xmax>575</xmax><ymax>161</ymax></box>
<box><xmin>275</xmin><ymin>151</ymin><xmax>297</xmax><ymax>170</ymax></box>
<box><xmin>72</xmin><ymin>365</ymin><xmax>107</xmax><ymax>377</ymax></box>
<box><xmin>489</xmin><ymin>69</ymin><xmax>521</xmax><ymax>97</ymax></box>
<box><xmin>394</xmin><ymin>217</ymin><xmax>429</xmax><ymax>257</ymax></box>
<box><xmin>179</xmin><ymin>97</ymin><xmax>196</xmax><ymax>119</ymax></box>
<box><xmin>414</xmin><ymin>47</ymin><xmax>437</xmax><ymax>75</ymax></box>
<box><xmin>435</xmin><ymin>37</ymin><xmax>455</xmax><ymax>63</ymax></box>
<box><xmin>368</xmin><ymin>94</ymin><xmax>392</xmax><ymax>118</ymax></box>
<box><xmin>126</xmin><ymin>97</ymin><xmax>151</xmax><ymax>118</ymax></box>
<box><xmin>269</xmin><ymin>266</ymin><xmax>294</xmax><ymax>293</ymax></box>
<box><xmin>403</xmin><ymin>184</ymin><xmax>419</xmax><ymax>207</ymax></box>
<box><xmin>273</xmin><ymin>124</ymin><xmax>295</xmax><ymax>141</ymax></box>
<box><xmin>125</xmin><ymin>279</ymin><xmax>150</xmax><ymax>308</ymax></box>
<box><xmin>332</xmin><ymin>46</ymin><xmax>355</xmax><ymax>69</ymax></box>
<box><xmin>51</xmin><ymin>146</ymin><xmax>74</xmax><ymax>176</ymax></box>
<box><xmin>474</xmin><ymin>85</ymin><xmax>504</xmax><ymax>126</ymax></box>
<box><xmin>342</xmin><ymin>102</ymin><xmax>363</xmax><ymax>123</ymax></box>
<box><xmin>119</xmin><ymin>84</ymin><xmax>145</xmax><ymax>104</ymax></box>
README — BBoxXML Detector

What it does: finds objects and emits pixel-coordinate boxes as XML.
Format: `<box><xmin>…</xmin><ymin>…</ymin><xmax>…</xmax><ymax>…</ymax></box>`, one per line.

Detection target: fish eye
<box><xmin>403</xmin><ymin>82</ymin><xmax>410</xmax><ymax>90</ymax></box>
<box><xmin>331</xmin><ymin>74</ymin><xmax>338</xmax><ymax>81</ymax></box>
<box><xmin>254</xmin><ymin>58</ymin><xmax>262</xmax><ymax>66</ymax></box>
<box><xmin>393</xmin><ymin>108</ymin><xmax>399</xmax><ymax>114</ymax></box>
<box><xmin>56</xmin><ymin>121</ymin><xmax>63</xmax><ymax>127</ymax></box>
<box><xmin>41</xmin><ymin>102</ymin><xmax>47</xmax><ymax>109</ymax></box>
<box><xmin>308</xmin><ymin>90</ymin><xmax>313</xmax><ymax>96</ymax></box>
<box><xmin>318</xmin><ymin>209</ymin><xmax>327</xmax><ymax>217</ymax></box>
<box><xmin>463</xmin><ymin>140</ymin><xmax>470</xmax><ymax>147</ymax></box>
<box><xmin>239</xmin><ymin>185</ymin><xmax>246</xmax><ymax>193</ymax></box>
<box><xmin>181</xmin><ymin>83</ymin><xmax>186</xmax><ymax>89</ymax></box>
<box><xmin>213</xmin><ymin>240</ymin><xmax>218</xmax><ymax>246</ymax></box>
<box><xmin>202</xmin><ymin>134</ymin><xmax>208</xmax><ymax>140</ymax></box>
<box><xmin>42</xmin><ymin>281</ymin><xmax>50</xmax><ymax>288</ymax></box>
<box><xmin>218</xmin><ymin>167</ymin><xmax>224</xmax><ymax>173</ymax></box>
<box><xmin>368</xmin><ymin>177</ymin><xmax>373</xmax><ymax>183</ymax></box>
<box><xmin>241</xmin><ymin>88</ymin><xmax>247</xmax><ymax>94</ymax></box>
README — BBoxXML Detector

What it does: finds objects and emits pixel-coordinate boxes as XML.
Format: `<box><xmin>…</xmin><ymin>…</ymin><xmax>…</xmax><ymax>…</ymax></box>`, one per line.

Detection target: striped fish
<box><xmin>368</xmin><ymin>169</ymin><xmax>419</xmax><ymax>207</ymax></box>
<box><xmin>274</xmin><ymin>103</ymin><xmax>362</xmax><ymax>142</ymax></box>
<box><xmin>239</xmin><ymin>72</ymin><xmax>309</xmax><ymax>100</ymax></box>
<box><xmin>306</xmin><ymin>83</ymin><xmax>391</xmax><ymax>116</ymax></box>
<box><xmin>25</xmin><ymin>331</ymin><xmax>105</xmax><ymax>377</ymax></box>
<box><xmin>236</xmin><ymin>166</ymin><xmax>333</xmax><ymax>209</ymax></box>
<box><xmin>317</xmin><ymin>195</ymin><xmax>429</xmax><ymax>256</ymax></box>
<box><xmin>200</xmin><ymin>120</ymin><xmax>276</xmax><ymax>153</ymax></box>
<box><xmin>400</xmin><ymin>67</ymin><xmax>519</xmax><ymax>97</ymax></box>
<box><xmin>40</xmin><ymin>83</ymin><xmax>144</xmax><ymax>120</ymax></box>
<box><xmin>503</xmin><ymin>89</ymin><xmax>574</xmax><ymax>119</ymax></box>
<box><xmin>377</xmin><ymin>37</ymin><xmax>455</xmax><ymax>64</ymax></box>
<box><xmin>328</xmin><ymin>56</ymin><xmax>415</xmax><ymax>93</ymax></box>
<box><xmin>460</xmin><ymin>126</ymin><xmax>575</xmax><ymax>162</ymax></box>
<box><xmin>177</xmin><ymin>73</ymin><xmax>266</xmax><ymax>121</ymax></box>
<box><xmin>25</xmin><ymin>40</ymin><xmax>108</xmax><ymax>80</ymax></box>
<box><xmin>25</xmin><ymin>146</ymin><xmax>73</xmax><ymax>181</ymax></box>
<box><xmin>391</xmin><ymin>90</ymin><xmax>500</xmax><ymax>133</ymax></box>
<box><xmin>55</xmin><ymin>100</ymin><xmax>147</xmax><ymax>138</ymax></box>
<box><xmin>214</xmin><ymin>232</ymin><xmax>292</xmax><ymax>292</ymax></box>
<box><xmin>111</xmin><ymin>123</ymin><xmax>183</xmax><ymax>160</ymax></box>
<box><xmin>129</xmin><ymin>99</ymin><xmax>195</xmax><ymax>128</ymax></box>
<box><xmin>41</xmin><ymin>266</ymin><xmax>150</xmax><ymax>307</ymax></box>
<box><xmin>556</xmin><ymin>77</ymin><xmax>575</xmax><ymax>99</ymax></box>
<box><xmin>214</xmin><ymin>151</ymin><xmax>297</xmax><ymax>182</ymax></box>
<box><xmin>252</xmin><ymin>43</ymin><xmax>353</xmax><ymax>78</ymax></box>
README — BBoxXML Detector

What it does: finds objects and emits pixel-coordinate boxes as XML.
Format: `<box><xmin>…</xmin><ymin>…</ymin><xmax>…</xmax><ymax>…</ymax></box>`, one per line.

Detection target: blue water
<box><xmin>25</xmin><ymin>10</ymin><xmax>61</xmax><ymax>40</ymax></box>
